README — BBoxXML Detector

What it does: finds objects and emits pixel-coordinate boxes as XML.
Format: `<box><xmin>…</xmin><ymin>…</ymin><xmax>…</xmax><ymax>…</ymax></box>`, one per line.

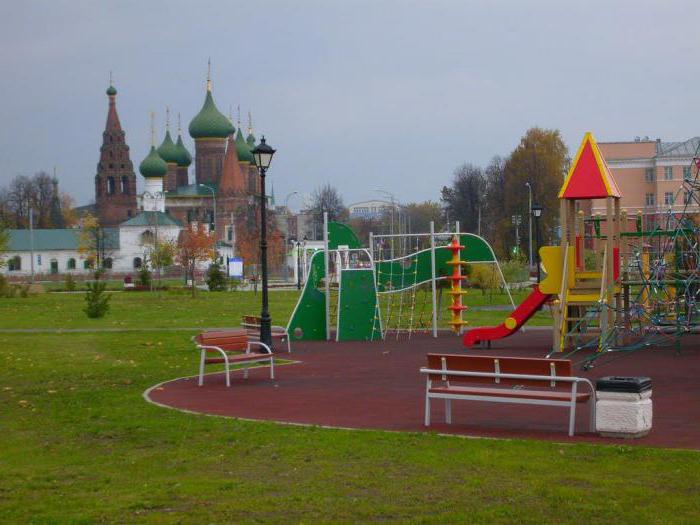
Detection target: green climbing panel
<box><xmin>287</xmin><ymin>251</ymin><xmax>327</xmax><ymax>341</ymax></box>
<box><xmin>336</xmin><ymin>269</ymin><xmax>381</xmax><ymax>341</ymax></box>
<box><xmin>375</xmin><ymin>233</ymin><xmax>496</xmax><ymax>291</ymax></box>
<box><xmin>328</xmin><ymin>222</ymin><xmax>361</xmax><ymax>250</ymax></box>
<box><xmin>285</xmin><ymin>222</ymin><xmax>362</xmax><ymax>342</ymax></box>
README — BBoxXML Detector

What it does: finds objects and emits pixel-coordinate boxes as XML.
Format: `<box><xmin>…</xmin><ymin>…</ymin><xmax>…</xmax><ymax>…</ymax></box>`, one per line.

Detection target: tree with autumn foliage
<box><xmin>77</xmin><ymin>213</ymin><xmax>112</xmax><ymax>270</ymax></box>
<box><xmin>497</xmin><ymin>127</ymin><xmax>568</xmax><ymax>256</ymax></box>
<box><xmin>441</xmin><ymin>127</ymin><xmax>568</xmax><ymax>258</ymax></box>
<box><xmin>236</xmin><ymin>227</ymin><xmax>285</xmax><ymax>275</ymax></box>
<box><xmin>233</xmin><ymin>202</ymin><xmax>286</xmax><ymax>278</ymax></box>
<box><xmin>176</xmin><ymin>223</ymin><xmax>216</xmax><ymax>296</ymax></box>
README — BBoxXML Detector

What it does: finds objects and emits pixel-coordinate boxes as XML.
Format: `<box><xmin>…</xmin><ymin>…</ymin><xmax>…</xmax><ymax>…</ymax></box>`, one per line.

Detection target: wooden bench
<box><xmin>193</xmin><ymin>329</ymin><xmax>274</xmax><ymax>387</ymax></box>
<box><xmin>420</xmin><ymin>354</ymin><xmax>595</xmax><ymax>436</ymax></box>
<box><xmin>241</xmin><ymin>315</ymin><xmax>291</xmax><ymax>353</ymax></box>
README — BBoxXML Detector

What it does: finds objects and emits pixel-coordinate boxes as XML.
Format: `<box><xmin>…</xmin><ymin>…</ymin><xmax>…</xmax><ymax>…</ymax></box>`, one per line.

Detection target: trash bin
<box><xmin>595</xmin><ymin>376</ymin><xmax>652</xmax><ymax>438</ymax></box>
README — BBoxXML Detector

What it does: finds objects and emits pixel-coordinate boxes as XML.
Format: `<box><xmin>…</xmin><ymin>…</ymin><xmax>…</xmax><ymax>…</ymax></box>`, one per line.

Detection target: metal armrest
<box><xmin>197</xmin><ymin>344</ymin><xmax>229</xmax><ymax>361</ymax></box>
<box><xmin>247</xmin><ymin>340</ymin><xmax>273</xmax><ymax>354</ymax></box>
<box><xmin>575</xmin><ymin>377</ymin><xmax>596</xmax><ymax>400</ymax></box>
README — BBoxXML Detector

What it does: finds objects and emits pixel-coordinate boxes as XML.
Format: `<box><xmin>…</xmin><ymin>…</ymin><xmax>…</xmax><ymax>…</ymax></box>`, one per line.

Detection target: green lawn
<box><xmin>1</xmin><ymin>290</ymin><xmax>696</xmax><ymax>522</ymax></box>
<box><xmin>0</xmin><ymin>288</ymin><xmax>550</xmax><ymax>331</ymax></box>
<box><xmin>0</xmin><ymin>290</ymin><xmax>301</xmax><ymax>330</ymax></box>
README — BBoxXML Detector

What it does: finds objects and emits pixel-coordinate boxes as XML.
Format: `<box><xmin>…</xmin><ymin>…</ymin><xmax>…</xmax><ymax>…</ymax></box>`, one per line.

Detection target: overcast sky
<box><xmin>0</xmin><ymin>0</ymin><xmax>698</xmax><ymax>210</ymax></box>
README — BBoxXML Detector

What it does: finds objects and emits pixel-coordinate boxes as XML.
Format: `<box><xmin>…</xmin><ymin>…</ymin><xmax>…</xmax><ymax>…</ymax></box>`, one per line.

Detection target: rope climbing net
<box><xmin>371</xmin><ymin>233</ymin><xmax>447</xmax><ymax>340</ymax></box>
<box><xmin>563</xmin><ymin>141</ymin><xmax>700</xmax><ymax>368</ymax></box>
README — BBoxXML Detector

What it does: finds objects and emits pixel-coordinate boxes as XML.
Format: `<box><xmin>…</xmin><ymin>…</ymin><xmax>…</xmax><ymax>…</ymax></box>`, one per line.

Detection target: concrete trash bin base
<box><xmin>595</xmin><ymin>376</ymin><xmax>652</xmax><ymax>438</ymax></box>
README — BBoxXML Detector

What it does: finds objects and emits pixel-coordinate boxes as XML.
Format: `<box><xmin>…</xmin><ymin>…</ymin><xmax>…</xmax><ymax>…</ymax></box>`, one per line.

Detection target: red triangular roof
<box><xmin>219</xmin><ymin>135</ymin><xmax>246</xmax><ymax>193</ymax></box>
<box><xmin>559</xmin><ymin>132</ymin><xmax>621</xmax><ymax>200</ymax></box>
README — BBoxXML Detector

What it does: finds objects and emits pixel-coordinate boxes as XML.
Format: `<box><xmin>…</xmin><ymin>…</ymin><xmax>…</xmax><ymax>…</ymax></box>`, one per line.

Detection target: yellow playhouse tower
<box><xmin>541</xmin><ymin>132</ymin><xmax>623</xmax><ymax>352</ymax></box>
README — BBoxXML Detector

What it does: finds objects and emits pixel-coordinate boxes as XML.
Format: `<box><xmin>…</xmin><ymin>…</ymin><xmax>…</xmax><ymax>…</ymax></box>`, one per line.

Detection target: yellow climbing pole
<box><xmin>446</xmin><ymin>235</ymin><xmax>468</xmax><ymax>333</ymax></box>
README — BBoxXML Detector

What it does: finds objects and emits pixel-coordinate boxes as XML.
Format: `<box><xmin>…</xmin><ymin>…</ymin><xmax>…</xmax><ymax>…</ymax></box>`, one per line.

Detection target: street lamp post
<box><xmin>532</xmin><ymin>203</ymin><xmax>543</xmax><ymax>282</ymax></box>
<box><xmin>296</xmin><ymin>235</ymin><xmax>307</xmax><ymax>290</ymax></box>
<box><xmin>294</xmin><ymin>239</ymin><xmax>301</xmax><ymax>290</ymax></box>
<box><xmin>375</xmin><ymin>188</ymin><xmax>400</xmax><ymax>257</ymax></box>
<box><xmin>525</xmin><ymin>182</ymin><xmax>533</xmax><ymax>271</ymax></box>
<box><xmin>283</xmin><ymin>191</ymin><xmax>299</xmax><ymax>282</ymax></box>
<box><xmin>511</xmin><ymin>214</ymin><xmax>522</xmax><ymax>256</ymax></box>
<box><xmin>28</xmin><ymin>203</ymin><xmax>35</xmax><ymax>283</ymax></box>
<box><xmin>252</xmin><ymin>136</ymin><xmax>276</xmax><ymax>348</ymax></box>
<box><xmin>198</xmin><ymin>184</ymin><xmax>216</xmax><ymax>234</ymax></box>
<box><xmin>284</xmin><ymin>191</ymin><xmax>299</xmax><ymax>210</ymax></box>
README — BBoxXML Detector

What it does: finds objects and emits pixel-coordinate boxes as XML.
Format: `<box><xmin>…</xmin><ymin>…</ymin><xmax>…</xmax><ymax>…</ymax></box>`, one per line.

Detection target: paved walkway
<box><xmin>147</xmin><ymin>330</ymin><xmax>700</xmax><ymax>449</ymax></box>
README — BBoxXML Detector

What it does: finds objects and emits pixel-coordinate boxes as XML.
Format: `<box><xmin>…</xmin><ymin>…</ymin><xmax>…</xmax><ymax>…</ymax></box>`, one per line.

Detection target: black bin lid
<box><xmin>596</xmin><ymin>376</ymin><xmax>652</xmax><ymax>393</ymax></box>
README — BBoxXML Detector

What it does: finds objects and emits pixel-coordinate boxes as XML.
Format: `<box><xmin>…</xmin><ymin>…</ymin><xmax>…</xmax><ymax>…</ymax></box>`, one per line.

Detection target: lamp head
<box><xmin>252</xmin><ymin>136</ymin><xmax>276</xmax><ymax>170</ymax></box>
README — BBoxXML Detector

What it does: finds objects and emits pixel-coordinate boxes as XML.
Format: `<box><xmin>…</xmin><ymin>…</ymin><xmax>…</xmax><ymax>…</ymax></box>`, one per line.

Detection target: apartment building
<box><xmin>594</xmin><ymin>137</ymin><xmax>700</xmax><ymax>229</ymax></box>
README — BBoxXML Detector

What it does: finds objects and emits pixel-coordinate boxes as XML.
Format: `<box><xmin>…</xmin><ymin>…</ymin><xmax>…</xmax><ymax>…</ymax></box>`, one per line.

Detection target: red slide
<box><xmin>463</xmin><ymin>285</ymin><xmax>551</xmax><ymax>346</ymax></box>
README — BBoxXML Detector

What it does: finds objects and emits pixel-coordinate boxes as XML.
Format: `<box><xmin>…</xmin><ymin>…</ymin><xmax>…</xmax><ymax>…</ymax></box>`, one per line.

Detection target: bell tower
<box><xmin>95</xmin><ymin>79</ymin><xmax>138</xmax><ymax>226</ymax></box>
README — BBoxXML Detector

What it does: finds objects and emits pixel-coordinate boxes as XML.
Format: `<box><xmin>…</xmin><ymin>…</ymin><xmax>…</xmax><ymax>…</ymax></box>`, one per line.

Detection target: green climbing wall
<box><xmin>286</xmin><ymin>222</ymin><xmax>362</xmax><ymax>342</ymax></box>
<box><xmin>336</xmin><ymin>269</ymin><xmax>381</xmax><ymax>341</ymax></box>
<box><xmin>328</xmin><ymin>222</ymin><xmax>361</xmax><ymax>250</ymax></box>
<box><xmin>287</xmin><ymin>251</ymin><xmax>327</xmax><ymax>341</ymax></box>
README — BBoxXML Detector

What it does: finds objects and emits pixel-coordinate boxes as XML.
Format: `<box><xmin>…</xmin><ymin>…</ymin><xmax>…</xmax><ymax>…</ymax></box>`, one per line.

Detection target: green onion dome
<box><xmin>174</xmin><ymin>134</ymin><xmax>192</xmax><ymax>167</ymax></box>
<box><xmin>106</xmin><ymin>85</ymin><xmax>117</xmax><ymax>96</ymax></box>
<box><xmin>188</xmin><ymin>89</ymin><xmax>235</xmax><ymax>139</ymax></box>
<box><xmin>156</xmin><ymin>130</ymin><xmax>179</xmax><ymax>164</ymax></box>
<box><xmin>246</xmin><ymin>131</ymin><xmax>256</xmax><ymax>150</ymax></box>
<box><xmin>139</xmin><ymin>146</ymin><xmax>168</xmax><ymax>178</ymax></box>
<box><xmin>235</xmin><ymin>128</ymin><xmax>254</xmax><ymax>163</ymax></box>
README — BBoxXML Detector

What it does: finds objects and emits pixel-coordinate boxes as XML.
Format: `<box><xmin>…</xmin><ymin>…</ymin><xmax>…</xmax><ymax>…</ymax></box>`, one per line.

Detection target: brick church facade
<box><xmin>94</xmin><ymin>85</ymin><xmax>138</xmax><ymax>226</ymax></box>
<box><xmin>94</xmin><ymin>76</ymin><xmax>265</xmax><ymax>250</ymax></box>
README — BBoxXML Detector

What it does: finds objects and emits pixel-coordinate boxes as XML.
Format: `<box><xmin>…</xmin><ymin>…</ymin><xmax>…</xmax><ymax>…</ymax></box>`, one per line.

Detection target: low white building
<box><xmin>3</xmin><ymin>210</ymin><xmax>182</xmax><ymax>278</ymax></box>
<box><xmin>348</xmin><ymin>199</ymin><xmax>395</xmax><ymax>220</ymax></box>
<box><xmin>117</xmin><ymin>211</ymin><xmax>182</xmax><ymax>271</ymax></box>
<box><xmin>2</xmin><ymin>140</ymin><xmax>227</xmax><ymax>280</ymax></box>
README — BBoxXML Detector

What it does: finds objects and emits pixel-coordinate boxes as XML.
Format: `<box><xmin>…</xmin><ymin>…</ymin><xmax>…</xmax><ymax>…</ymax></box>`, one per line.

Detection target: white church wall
<box><xmin>2</xmin><ymin>249</ymin><xmax>92</xmax><ymax>277</ymax></box>
<box><xmin>116</xmin><ymin>224</ymin><xmax>181</xmax><ymax>272</ymax></box>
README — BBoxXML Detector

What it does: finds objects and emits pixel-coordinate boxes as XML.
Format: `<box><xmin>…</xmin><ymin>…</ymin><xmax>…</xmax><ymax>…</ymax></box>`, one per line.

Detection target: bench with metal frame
<box><xmin>241</xmin><ymin>315</ymin><xmax>291</xmax><ymax>353</ymax></box>
<box><xmin>420</xmin><ymin>354</ymin><xmax>595</xmax><ymax>436</ymax></box>
<box><xmin>194</xmin><ymin>329</ymin><xmax>274</xmax><ymax>387</ymax></box>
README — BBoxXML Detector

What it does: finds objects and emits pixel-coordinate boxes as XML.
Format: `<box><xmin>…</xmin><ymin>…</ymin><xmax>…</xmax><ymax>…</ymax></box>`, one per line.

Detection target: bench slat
<box><xmin>205</xmin><ymin>353</ymin><xmax>272</xmax><ymax>364</ymax></box>
<box><xmin>196</xmin><ymin>329</ymin><xmax>249</xmax><ymax>351</ymax></box>
<box><xmin>426</xmin><ymin>353</ymin><xmax>572</xmax><ymax>388</ymax></box>
<box><xmin>429</xmin><ymin>386</ymin><xmax>590</xmax><ymax>402</ymax></box>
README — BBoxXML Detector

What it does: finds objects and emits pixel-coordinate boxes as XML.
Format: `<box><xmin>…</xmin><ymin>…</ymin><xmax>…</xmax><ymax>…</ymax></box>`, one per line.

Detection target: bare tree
<box><xmin>0</xmin><ymin>173</ymin><xmax>73</xmax><ymax>229</ymax></box>
<box><xmin>7</xmin><ymin>175</ymin><xmax>34</xmax><ymax>228</ymax></box>
<box><xmin>440</xmin><ymin>163</ymin><xmax>486</xmax><ymax>234</ymax></box>
<box><xmin>33</xmin><ymin>172</ymin><xmax>55</xmax><ymax>228</ymax></box>
<box><xmin>304</xmin><ymin>183</ymin><xmax>348</xmax><ymax>239</ymax></box>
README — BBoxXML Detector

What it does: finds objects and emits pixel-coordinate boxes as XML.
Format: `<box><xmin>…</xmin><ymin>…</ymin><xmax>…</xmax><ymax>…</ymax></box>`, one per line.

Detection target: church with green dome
<box><xmin>94</xmin><ymin>67</ymin><xmax>262</xmax><ymax>247</ymax></box>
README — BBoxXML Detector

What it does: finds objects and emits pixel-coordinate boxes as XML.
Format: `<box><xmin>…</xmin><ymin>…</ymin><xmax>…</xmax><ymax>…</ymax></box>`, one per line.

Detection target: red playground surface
<box><xmin>146</xmin><ymin>330</ymin><xmax>700</xmax><ymax>449</ymax></box>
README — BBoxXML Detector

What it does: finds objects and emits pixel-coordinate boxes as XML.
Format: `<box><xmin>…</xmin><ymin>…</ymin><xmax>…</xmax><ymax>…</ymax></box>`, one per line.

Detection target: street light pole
<box><xmin>296</xmin><ymin>235</ymin><xmax>307</xmax><ymax>290</ymax></box>
<box><xmin>284</xmin><ymin>191</ymin><xmax>299</xmax><ymax>211</ymax></box>
<box><xmin>29</xmin><ymin>204</ymin><xmax>35</xmax><ymax>283</ymax></box>
<box><xmin>532</xmin><ymin>203</ymin><xmax>544</xmax><ymax>282</ymax></box>
<box><xmin>252</xmin><ymin>137</ymin><xmax>276</xmax><ymax>348</ymax></box>
<box><xmin>283</xmin><ymin>191</ymin><xmax>299</xmax><ymax>283</ymax></box>
<box><xmin>198</xmin><ymin>184</ymin><xmax>216</xmax><ymax>235</ymax></box>
<box><xmin>296</xmin><ymin>240</ymin><xmax>302</xmax><ymax>290</ymax></box>
<box><xmin>525</xmin><ymin>182</ymin><xmax>533</xmax><ymax>271</ymax></box>
<box><xmin>375</xmin><ymin>188</ymin><xmax>399</xmax><ymax>257</ymax></box>
<box><xmin>511</xmin><ymin>214</ymin><xmax>522</xmax><ymax>256</ymax></box>
<box><xmin>477</xmin><ymin>205</ymin><xmax>481</xmax><ymax>237</ymax></box>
